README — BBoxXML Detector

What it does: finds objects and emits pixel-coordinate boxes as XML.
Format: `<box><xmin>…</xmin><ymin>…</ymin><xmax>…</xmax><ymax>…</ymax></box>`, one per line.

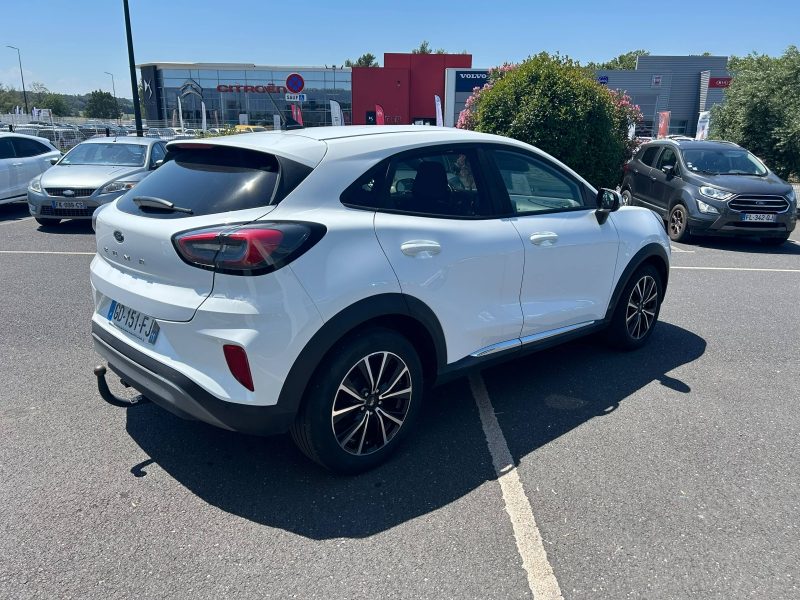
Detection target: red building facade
<box><xmin>352</xmin><ymin>53</ymin><xmax>472</xmax><ymax>125</ymax></box>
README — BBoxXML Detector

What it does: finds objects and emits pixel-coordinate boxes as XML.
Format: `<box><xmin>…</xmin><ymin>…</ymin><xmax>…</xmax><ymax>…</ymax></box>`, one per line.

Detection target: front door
<box><xmin>373</xmin><ymin>146</ymin><xmax>524</xmax><ymax>363</ymax></box>
<box><xmin>0</xmin><ymin>138</ymin><xmax>18</xmax><ymax>201</ymax></box>
<box><xmin>487</xmin><ymin>148</ymin><xmax>619</xmax><ymax>338</ymax></box>
<box><xmin>649</xmin><ymin>146</ymin><xmax>679</xmax><ymax>212</ymax></box>
<box><xmin>632</xmin><ymin>145</ymin><xmax>661</xmax><ymax>207</ymax></box>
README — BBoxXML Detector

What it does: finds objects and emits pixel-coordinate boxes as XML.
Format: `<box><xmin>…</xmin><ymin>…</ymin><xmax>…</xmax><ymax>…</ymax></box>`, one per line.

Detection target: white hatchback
<box><xmin>91</xmin><ymin>126</ymin><xmax>671</xmax><ymax>473</ymax></box>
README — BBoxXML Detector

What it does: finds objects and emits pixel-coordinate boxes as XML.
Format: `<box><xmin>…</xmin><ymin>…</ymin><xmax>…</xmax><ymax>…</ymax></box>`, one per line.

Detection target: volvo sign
<box><xmin>455</xmin><ymin>70</ymin><xmax>489</xmax><ymax>92</ymax></box>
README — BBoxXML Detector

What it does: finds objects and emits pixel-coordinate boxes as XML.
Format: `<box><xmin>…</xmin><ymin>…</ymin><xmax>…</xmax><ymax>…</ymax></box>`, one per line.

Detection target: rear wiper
<box><xmin>133</xmin><ymin>196</ymin><xmax>193</xmax><ymax>214</ymax></box>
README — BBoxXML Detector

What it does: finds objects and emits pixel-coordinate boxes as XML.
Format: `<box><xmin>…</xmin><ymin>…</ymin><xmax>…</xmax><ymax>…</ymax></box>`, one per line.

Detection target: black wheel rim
<box><xmin>331</xmin><ymin>352</ymin><xmax>412</xmax><ymax>456</ymax></box>
<box><xmin>670</xmin><ymin>207</ymin><xmax>685</xmax><ymax>236</ymax></box>
<box><xmin>622</xmin><ymin>191</ymin><xmax>631</xmax><ymax>205</ymax></box>
<box><xmin>626</xmin><ymin>275</ymin><xmax>658</xmax><ymax>339</ymax></box>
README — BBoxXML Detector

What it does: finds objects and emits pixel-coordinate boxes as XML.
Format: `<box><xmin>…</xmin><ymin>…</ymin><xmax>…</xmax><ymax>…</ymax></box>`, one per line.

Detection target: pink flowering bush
<box><xmin>458</xmin><ymin>52</ymin><xmax>642</xmax><ymax>188</ymax></box>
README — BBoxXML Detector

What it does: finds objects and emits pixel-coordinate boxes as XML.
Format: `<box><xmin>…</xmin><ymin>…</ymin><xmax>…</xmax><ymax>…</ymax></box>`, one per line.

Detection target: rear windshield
<box><xmin>116</xmin><ymin>146</ymin><xmax>286</xmax><ymax>219</ymax></box>
<box><xmin>62</xmin><ymin>142</ymin><xmax>147</xmax><ymax>166</ymax></box>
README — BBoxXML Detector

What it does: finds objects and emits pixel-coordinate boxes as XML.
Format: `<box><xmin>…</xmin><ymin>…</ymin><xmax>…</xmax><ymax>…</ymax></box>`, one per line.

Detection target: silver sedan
<box><xmin>27</xmin><ymin>137</ymin><xmax>167</xmax><ymax>226</ymax></box>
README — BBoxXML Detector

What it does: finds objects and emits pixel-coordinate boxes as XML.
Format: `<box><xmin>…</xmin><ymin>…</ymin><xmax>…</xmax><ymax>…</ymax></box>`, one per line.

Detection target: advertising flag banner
<box><xmin>628</xmin><ymin>123</ymin><xmax>637</xmax><ymax>140</ymax></box>
<box><xmin>657</xmin><ymin>111</ymin><xmax>671</xmax><ymax>139</ymax></box>
<box><xmin>330</xmin><ymin>100</ymin><xmax>342</xmax><ymax>126</ymax></box>
<box><xmin>177</xmin><ymin>96</ymin><xmax>185</xmax><ymax>132</ymax></box>
<box><xmin>695</xmin><ymin>111</ymin><xmax>711</xmax><ymax>140</ymax></box>
<box><xmin>201</xmin><ymin>102</ymin><xmax>207</xmax><ymax>131</ymax></box>
<box><xmin>274</xmin><ymin>114</ymin><xmax>281</xmax><ymax>130</ymax></box>
<box><xmin>375</xmin><ymin>104</ymin><xmax>385</xmax><ymax>125</ymax></box>
<box><xmin>291</xmin><ymin>104</ymin><xmax>304</xmax><ymax>126</ymax></box>
<box><xmin>435</xmin><ymin>95</ymin><xmax>443</xmax><ymax>127</ymax></box>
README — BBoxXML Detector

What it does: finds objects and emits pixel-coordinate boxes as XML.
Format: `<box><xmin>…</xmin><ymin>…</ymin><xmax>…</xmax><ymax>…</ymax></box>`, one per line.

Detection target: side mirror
<box><xmin>49</xmin><ymin>156</ymin><xmax>60</xmax><ymax>165</ymax></box>
<box><xmin>152</xmin><ymin>159</ymin><xmax>163</xmax><ymax>170</ymax></box>
<box><xmin>595</xmin><ymin>188</ymin><xmax>621</xmax><ymax>224</ymax></box>
<box><xmin>661</xmin><ymin>165</ymin><xmax>675</xmax><ymax>176</ymax></box>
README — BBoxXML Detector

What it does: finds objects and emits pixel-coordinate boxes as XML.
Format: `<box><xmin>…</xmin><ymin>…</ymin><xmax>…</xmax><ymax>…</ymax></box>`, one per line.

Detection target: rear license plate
<box><xmin>742</xmin><ymin>213</ymin><xmax>777</xmax><ymax>222</ymax></box>
<box><xmin>52</xmin><ymin>200</ymin><xmax>87</xmax><ymax>210</ymax></box>
<box><xmin>107</xmin><ymin>300</ymin><xmax>160</xmax><ymax>344</ymax></box>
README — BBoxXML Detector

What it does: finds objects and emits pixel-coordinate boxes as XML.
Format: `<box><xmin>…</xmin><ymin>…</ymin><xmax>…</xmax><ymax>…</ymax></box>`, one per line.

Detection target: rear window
<box><xmin>639</xmin><ymin>146</ymin><xmax>660</xmax><ymax>167</ymax></box>
<box><xmin>116</xmin><ymin>146</ymin><xmax>310</xmax><ymax>219</ymax></box>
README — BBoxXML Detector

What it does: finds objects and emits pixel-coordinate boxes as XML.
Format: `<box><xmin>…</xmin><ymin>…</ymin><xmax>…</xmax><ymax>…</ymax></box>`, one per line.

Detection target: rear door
<box><xmin>11</xmin><ymin>136</ymin><xmax>54</xmax><ymax>186</ymax></box>
<box><xmin>373</xmin><ymin>145</ymin><xmax>524</xmax><ymax>362</ymax></box>
<box><xmin>631</xmin><ymin>145</ymin><xmax>661</xmax><ymax>206</ymax></box>
<box><xmin>92</xmin><ymin>142</ymin><xmax>322</xmax><ymax>322</ymax></box>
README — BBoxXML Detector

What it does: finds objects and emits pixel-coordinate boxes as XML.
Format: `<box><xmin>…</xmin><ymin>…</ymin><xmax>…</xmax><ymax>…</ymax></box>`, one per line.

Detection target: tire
<box><xmin>606</xmin><ymin>264</ymin><xmax>663</xmax><ymax>351</ymax></box>
<box><xmin>621</xmin><ymin>189</ymin><xmax>633</xmax><ymax>206</ymax></box>
<box><xmin>290</xmin><ymin>327</ymin><xmax>423</xmax><ymax>474</ymax></box>
<box><xmin>759</xmin><ymin>235</ymin><xmax>789</xmax><ymax>246</ymax></box>
<box><xmin>667</xmin><ymin>203</ymin><xmax>692</xmax><ymax>243</ymax></box>
<box><xmin>35</xmin><ymin>217</ymin><xmax>61</xmax><ymax>226</ymax></box>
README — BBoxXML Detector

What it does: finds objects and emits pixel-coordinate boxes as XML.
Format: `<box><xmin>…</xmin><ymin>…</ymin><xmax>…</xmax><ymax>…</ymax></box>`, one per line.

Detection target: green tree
<box><xmin>711</xmin><ymin>46</ymin><xmax>800</xmax><ymax>180</ymax></box>
<box><xmin>29</xmin><ymin>81</ymin><xmax>50</xmax><ymax>104</ymax></box>
<box><xmin>586</xmin><ymin>49</ymin><xmax>650</xmax><ymax>71</ymax></box>
<box><xmin>84</xmin><ymin>89</ymin><xmax>120</xmax><ymax>119</ymax></box>
<box><xmin>459</xmin><ymin>53</ymin><xmax>642</xmax><ymax>189</ymax></box>
<box><xmin>40</xmin><ymin>93</ymin><xmax>71</xmax><ymax>116</ymax></box>
<box><xmin>344</xmin><ymin>53</ymin><xmax>379</xmax><ymax>67</ymax></box>
<box><xmin>412</xmin><ymin>40</ymin><xmax>432</xmax><ymax>54</ymax></box>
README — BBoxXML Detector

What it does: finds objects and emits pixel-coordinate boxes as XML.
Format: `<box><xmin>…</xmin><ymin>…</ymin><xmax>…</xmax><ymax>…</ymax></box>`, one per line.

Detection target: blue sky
<box><xmin>2</xmin><ymin>0</ymin><xmax>798</xmax><ymax>98</ymax></box>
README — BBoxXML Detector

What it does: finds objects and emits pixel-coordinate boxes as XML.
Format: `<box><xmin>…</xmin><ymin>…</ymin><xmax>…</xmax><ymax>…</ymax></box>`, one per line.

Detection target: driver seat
<box><xmin>408</xmin><ymin>161</ymin><xmax>451</xmax><ymax>214</ymax></box>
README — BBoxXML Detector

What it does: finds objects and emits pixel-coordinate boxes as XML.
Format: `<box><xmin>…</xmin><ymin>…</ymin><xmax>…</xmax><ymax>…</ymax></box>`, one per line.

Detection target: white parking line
<box><xmin>0</xmin><ymin>250</ymin><xmax>95</xmax><ymax>255</ymax></box>
<box><xmin>469</xmin><ymin>373</ymin><xmax>563</xmax><ymax>600</ymax></box>
<box><xmin>0</xmin><ymin>217</ymin><xmax>32</xmax><ymax>227</ymax></box>
<box><xmin>672</xmin><ymin>266</ymin><xmax>800</xmax><ymax>272</ymax></box>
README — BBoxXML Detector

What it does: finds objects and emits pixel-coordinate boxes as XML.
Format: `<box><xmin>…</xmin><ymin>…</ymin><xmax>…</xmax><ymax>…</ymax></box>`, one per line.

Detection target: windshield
<box><xmin>682</xmin><ymin>148</ymin><xmax>767</xmax><ymax>175</ymax></box>
<box><xmin>61</xmin><ymin>143</ymin><xmax>147</xmax><ymax>167</ymax></box>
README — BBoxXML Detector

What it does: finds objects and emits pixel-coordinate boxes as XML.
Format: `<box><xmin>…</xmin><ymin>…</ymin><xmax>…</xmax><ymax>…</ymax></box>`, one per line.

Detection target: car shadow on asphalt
<box><xmin>35</xmin><ymin>219</ymin><xmax>94</xmax><ymax>235</ymax></box>
<box><xmin>123</xmin><ymin>321</ymin><xmax>705</xmax><ymax>540</ymax></box>
<box><xmin>0</xmin><ymin>201</ymin><xmax>30</xmax><ymax>223</ymax></box>
<box><xmin>690</xmin><ymin>235</ymin><xmax>800</xmax><ymax>255</ymax></box>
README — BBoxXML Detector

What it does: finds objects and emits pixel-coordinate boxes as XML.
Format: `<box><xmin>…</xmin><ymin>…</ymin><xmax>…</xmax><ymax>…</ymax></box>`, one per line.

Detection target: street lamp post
<box><xmin>105</xmin><ymin>71</ymin><xmax>120</xmax><ymax>125</ymax></box>
<box><xmin>7</xmin><ymin>46</ymin><xmax>28</xmax><ymax>114</ymax></box>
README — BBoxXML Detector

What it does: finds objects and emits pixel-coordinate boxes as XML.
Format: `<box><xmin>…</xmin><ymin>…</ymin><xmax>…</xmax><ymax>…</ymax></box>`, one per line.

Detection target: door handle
<box><xmin>651</xmin><ymin>176</ymin><xmax>657</xmax><ymax>181</ymax></box>
<box><xmin>401</xmin><ymin>240</ymin><xmax>441</xmax><ymax>257</ymax></box>
<box><xmin>12</xmin><ymin>162</ymin><xmax>23</xmax><ymax>167</ymax></box>
<box><xmin>633</xmin><ymin>169</ymin><xmax>639</xmax><ymax>174</ymax></box>
<box><xmin>530</xmin><ymin>232</ymin><xmax>558</xmax><ymax>246</ymax></box>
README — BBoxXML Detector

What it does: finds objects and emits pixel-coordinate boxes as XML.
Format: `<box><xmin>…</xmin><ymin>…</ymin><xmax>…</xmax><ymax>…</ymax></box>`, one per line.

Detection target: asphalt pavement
<box><xmin>1</xmin><ymin>202</ymin><xmax>798</xmax><ymax>599</ymax></box>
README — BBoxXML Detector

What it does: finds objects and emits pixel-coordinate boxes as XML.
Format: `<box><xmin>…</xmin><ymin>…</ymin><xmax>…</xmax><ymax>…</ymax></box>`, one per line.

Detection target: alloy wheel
<box><xmin>331</xmin><ymin>352</ymin><xmax>412</xmax><ymax>456</ymax></box>
<box><xmin>670</xmin><ymin>207</ymin><xmax>685</xmax><ymax>237</ymax></box>
<box><xmin>626</xmin><ymin>275</ymin><xmax>658</xmax><ymax>339</ymax></box>
<box><xmin>621</xmin><ymin>190</ymin><xmax>632</xmax><ymax>206</ymax></box>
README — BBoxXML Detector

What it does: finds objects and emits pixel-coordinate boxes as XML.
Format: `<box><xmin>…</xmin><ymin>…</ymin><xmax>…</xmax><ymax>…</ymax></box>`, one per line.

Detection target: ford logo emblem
<box><xmin>63</xmin><ymin>190</ymin><xmax>75</xmax><ymax>197</ymax></box>
<box><xmin>113</xmin><ymin>230</ymin><xmax>124</xmax><ymax>243</ymax></box>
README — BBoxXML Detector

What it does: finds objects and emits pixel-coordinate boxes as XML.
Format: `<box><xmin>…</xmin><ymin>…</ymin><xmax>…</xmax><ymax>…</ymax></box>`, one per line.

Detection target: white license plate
<box><xmin>51</xmin><ymin>200</ymin><xmax>87</xmax><ymax>210</ymax></box>
<box><xmin>742</xmin><ymin>213</ymin><xmax>777</xmax><ymax>222</ymax></box>
<box><xmin>107</xmin><ymin>300</ymin><xmax>160</xmax><ymax>344</ymax></box>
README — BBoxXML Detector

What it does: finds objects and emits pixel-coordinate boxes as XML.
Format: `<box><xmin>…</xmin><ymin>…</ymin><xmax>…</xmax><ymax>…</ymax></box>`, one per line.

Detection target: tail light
<box><xmin>173</xmin><ymin>222</ymin><xmax>325</xmax><ymax>276</ymax></box>
<box><xmin>223</xmin><ymin>345</ymin><xmax>254</xmax><ymax>391</ymax></box>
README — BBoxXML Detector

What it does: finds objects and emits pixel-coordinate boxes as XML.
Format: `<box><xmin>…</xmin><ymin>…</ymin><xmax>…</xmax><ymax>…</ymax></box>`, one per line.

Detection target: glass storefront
<box><xmin>151</xmin><ymin>66</ymin><xmax>352</xmax><ymax>127</ymax></box>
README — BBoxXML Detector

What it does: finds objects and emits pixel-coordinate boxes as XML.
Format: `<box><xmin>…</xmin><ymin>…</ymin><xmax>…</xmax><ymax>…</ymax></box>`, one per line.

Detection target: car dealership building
<box><xmin>138</xmin><ymin>54</ymin><xmax>731</xmax><ymax>134</ymax></box>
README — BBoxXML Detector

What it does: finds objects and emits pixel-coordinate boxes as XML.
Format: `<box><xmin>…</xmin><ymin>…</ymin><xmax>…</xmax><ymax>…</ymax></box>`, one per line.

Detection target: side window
<box><xmin>0</xmin><ymin>138</ymin><xmax>15</xmax><ymax>160</ymax></box>
<box><xmin>149</xmin><ymin>143</ymin><xmax>166</xmax><ymax>168</ymax></box>
<box><xmin>11</xmin><ymin>137</ymin><xmax>49</xmax><ymax>157</ymax></box>
<box><xmin>382</xmin><ymin>148</ymin><xmax>491</xmax><ymax>217</ymax></box>
<box><xmin>656</xmin><ymin>148</ymin><xmax>677</xmax><ymax>169</ymax></box>
<box><xmin>491</xmin><ymin>149</ymin><xmax>586</xmax><ymax>215</ymax></box>
<box><xmin>339</xmin><ymin>159</ymin><xmax>390</xmax><ymax>209</ymax></box>
<box><xmin>640</xmin><ymin>146</ymin><xmax>660</xmax><ymax>167</ymax></box>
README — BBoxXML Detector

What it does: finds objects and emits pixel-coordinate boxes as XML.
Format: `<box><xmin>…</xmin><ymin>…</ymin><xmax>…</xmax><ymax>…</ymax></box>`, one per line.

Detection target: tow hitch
<box><xmin>93</xmin><ymin>365</ymin><xmax>151</xmax><ymax>407</ymax></box>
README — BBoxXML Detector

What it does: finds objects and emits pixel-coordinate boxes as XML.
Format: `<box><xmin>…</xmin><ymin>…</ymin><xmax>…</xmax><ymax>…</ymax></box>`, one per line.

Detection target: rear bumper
<box><xmin>92</xmin><ymin>322</ymin><xmax>296</xmax><ymax>436</ymax></box>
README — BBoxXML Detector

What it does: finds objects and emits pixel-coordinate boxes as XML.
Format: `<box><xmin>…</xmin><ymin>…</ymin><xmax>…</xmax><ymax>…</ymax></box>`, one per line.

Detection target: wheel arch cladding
<box><xmin>276</xmin><ymin>293</ymin><xmax>446</xmax><ymax>413</ymax></box>
<box><xmin>604</xmin><ymin>243</ymin><xmax>670</xmax><ymax>321</ymax></box>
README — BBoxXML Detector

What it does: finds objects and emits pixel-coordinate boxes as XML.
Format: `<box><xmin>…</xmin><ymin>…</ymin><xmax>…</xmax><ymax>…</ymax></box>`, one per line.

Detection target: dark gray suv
<box><xmin>621</xmin><ymin>140</ymin><xmax>797</xmax><ymax>245</ymax></box>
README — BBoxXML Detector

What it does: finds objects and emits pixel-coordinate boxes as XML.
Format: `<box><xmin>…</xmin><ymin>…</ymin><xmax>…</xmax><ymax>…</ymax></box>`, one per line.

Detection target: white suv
<box><xmin>91</xmin><ymin>126</ymin><xmax>670</xmax><ymax>473</ymax></box>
